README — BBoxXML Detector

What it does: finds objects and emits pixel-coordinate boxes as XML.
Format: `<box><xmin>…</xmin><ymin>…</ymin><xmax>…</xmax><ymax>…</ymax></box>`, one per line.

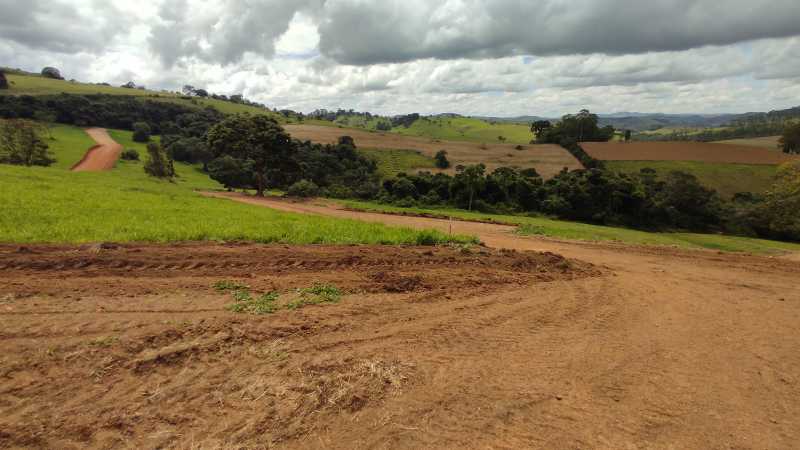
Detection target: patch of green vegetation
<box><xmin>228</xmin><ymin>290</ymin><xmax>279</xmax><ymax>315</ymax></box>
<box><xmin>359</xmin><ymin>148</ymin><xmax>436</xmax><ymax>178</ymax></box>
<box><xmin>340</xmin><ymin>199</ymin><xmax>800</xmax><ymax>255</ymax></box>
<box><xmin>40</xmin><ymin>124</ymin><xmax>97</xmax><ymax>169</ymax></box>
<box><xmin>287</xmin><ymin>282</ymin><xmax>343</xmax><ymax>309</ymax></box>
<box><xmin>606</xmin><ymin>160</ymin><xmax>778</xmax><ymax>198</ymax></box>
<box><xmin>392</xmin><ymin>116</ymin><xmax>533</xmax><ymax>144</ymax></box>
<box><xmin>0</xmin><ymin>125</ymin><xmax>473</xmax><ymax>245</ymax></box>
<box><xmin>213</xmin><ymin>280</ymin><xmax>250</xmax><ymax>293</ymax></box>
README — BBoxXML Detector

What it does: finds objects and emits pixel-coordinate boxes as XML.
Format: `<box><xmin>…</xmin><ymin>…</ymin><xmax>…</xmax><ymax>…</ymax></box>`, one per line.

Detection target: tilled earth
<box><xmin>0</xmin><ymin>243</ymin><xmax>599</xmax><ymax>449</ymax></box>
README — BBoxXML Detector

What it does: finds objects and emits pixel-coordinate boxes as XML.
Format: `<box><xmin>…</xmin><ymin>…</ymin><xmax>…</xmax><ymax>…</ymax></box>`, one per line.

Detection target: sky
<box><xmin>1</xmin><ymin>0</ymin><xmax>800</xmax><ymax>117</ymax></box>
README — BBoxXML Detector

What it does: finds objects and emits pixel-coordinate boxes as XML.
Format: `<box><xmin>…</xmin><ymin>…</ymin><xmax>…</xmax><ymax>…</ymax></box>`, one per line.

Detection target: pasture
<box><xmin>606</xmin><ymin>161</ymin><xmax>779</xmax><ymax>198</ymax></box>
<box><xmin>0</xmin><ymin>125</ymin><xmax>470</xmax><ymax>245</ymax></box>
<box><xmin>286</xmin><ymin>124</ymin><xmax>581</xmax><ymax>178</ymax></box>
<box><xmin>582</xmin><ymin>141</ymin><xmax>797</xmax><ymax>165</ymax></box>
<box><xmin>713</xmin><ymin>136</ymin><xmax>782</xmax><ymax>150</ymax></box>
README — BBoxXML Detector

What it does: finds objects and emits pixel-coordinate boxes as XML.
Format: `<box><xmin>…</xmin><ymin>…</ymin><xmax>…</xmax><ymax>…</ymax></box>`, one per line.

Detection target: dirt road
<box><xmin>71</xmin><ymin>128</ymin><xmax>123</xmax><ymax>172</ymax></box>
<box><xmin>2</xmin><ymin>196</ymin><xmax>799</xmax><ymax>448</ymax></box>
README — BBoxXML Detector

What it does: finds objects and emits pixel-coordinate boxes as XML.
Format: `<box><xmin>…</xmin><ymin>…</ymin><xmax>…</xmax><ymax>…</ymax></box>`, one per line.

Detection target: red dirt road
<box><xmin>2</xmin><ymin>195</ymin><xmax>800</xmax><ymax>448</ymax></box>
<box><xmin>71</xmin><ymin>128</ymin><xmax>123</xmax><ymax>172</ymax></box>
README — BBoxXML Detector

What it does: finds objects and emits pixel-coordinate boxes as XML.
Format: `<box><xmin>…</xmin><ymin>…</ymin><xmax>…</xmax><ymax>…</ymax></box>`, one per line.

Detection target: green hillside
<box><xmin>606</xmin><ymin>160</ymin><xmax>779</xmax><ymax>198</ymax></box>
<box><xmin>0</xmin><ymin>73</ymin><xmax>282</xmax><ymax>120</ymax></box>
<box><xmin>393</xmin><ymin>116</ymin><xmax>534</xmax><ymax>144</ymax></box>
<box><xmin>0</xmin><ymin>124</ymin><xmax>472</xmax><ymax>245</ymax></box>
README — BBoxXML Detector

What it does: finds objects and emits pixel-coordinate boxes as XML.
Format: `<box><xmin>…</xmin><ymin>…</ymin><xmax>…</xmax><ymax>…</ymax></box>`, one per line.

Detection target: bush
<box><xmin>143</xmin><ymin>143</ymin><xmax>175</xmax><ymax>178</ymax></box>
<box><xmin>434</xmin><ymin>150</ymin><xmax>450</xmax><ymax>169</ymax></box>
<box><xmin>120</xmin><ymin>148</ymin><xmax>139</xmax><ymax>161</ymax></box>
<box><xmin>287</xmin><ymin>179</ymin><xmax>319</xmax><ymax>198</ymax></box>
<box><xmin>0</xmin><ymin>119</ymin><xmax>55</xmax><ymax>166</ymax></box>
<box><xmin>41</xmin><ymin>67</ymin><xmax>63</xmax><ymax>80</ymax></box>
<box><xmin>132</xmin><ymin>122</ymin><xmax>151</xmax><ymax>143</ymax></box>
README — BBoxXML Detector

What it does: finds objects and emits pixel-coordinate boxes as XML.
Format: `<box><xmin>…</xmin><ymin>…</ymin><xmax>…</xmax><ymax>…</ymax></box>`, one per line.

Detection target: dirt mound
<box><xmin>0</xmin><ymin>243</ymin><xmax>599</xmax><ymax>448</ymax></box>
<box><xmin>582</xmin><ymin>141</ymin><xmax>798</xmax><ymax>164</ymax></box>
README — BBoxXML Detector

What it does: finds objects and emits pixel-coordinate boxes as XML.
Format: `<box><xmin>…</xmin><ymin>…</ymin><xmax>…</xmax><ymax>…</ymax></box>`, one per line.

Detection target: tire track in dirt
<box><xmin>71</xmin><ymin>128</ymin><xmax>123</xmax><ymax>172</ymax></box>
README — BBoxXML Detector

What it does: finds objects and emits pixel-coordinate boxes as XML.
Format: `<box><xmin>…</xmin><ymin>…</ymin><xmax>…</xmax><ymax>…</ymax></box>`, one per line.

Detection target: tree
<box><xmin>132</xmin><ymin>122</ymin><xmax>151</xmax><ymax>142</ymax></box>
<box><xmin>194</xmin><ymin>89</ymin><xmax>209</xmax><ymax>98</ymax></box>
<box><xmin>531</xmin><ymin>120</ymin><xmax>552</xmax><ymax>137</ymax></box>
<box><xmin>624</xmin><ymin>130</ymin><xmax>632</xmax><ymax>142</ymax></box>
<box><xmin>434</xmin><ymin>150</ymin><xmax>450</xmax><ymax>169</ymax></box>
<box><xmin>758</xmin><ymin>161</ymin><xmax>800</xmax><ymax>239</ymax></box>
<box><xmin>454</xmin><ymin>164</ymin><xmax>486</xmax><ymax>211</ymax></box>
<box><xmin>0</xmin><ymin>119</ymin><xmax>55</xmax><ymax>166</ymax></box>
<box><xmin>143</xmin><ymin>142</ymin><xmax>175</xmax><ymax>178</ymax></box>
<box><xmin>207</xmin><ymin>156</ymin><xmax>253</xmax><ymax>191</ymax></box>
<box><xmin>779</xmin><ymin>122</ymin><xmax>800</xmax><ymax>154</ymax></box>
<box><xmin>41</xmin><ymin>67</ymin><xmax>63</xmax><ymax>80</ymax></box>
<box><xmin>182</xmin><ymin>85</ymin><xmax>196</xmax><ymax>96</ymax></box>
<box><xmin>206</xmin><ymin>115</ymin><xmax>294</xmax><ymax>196</ymax></box>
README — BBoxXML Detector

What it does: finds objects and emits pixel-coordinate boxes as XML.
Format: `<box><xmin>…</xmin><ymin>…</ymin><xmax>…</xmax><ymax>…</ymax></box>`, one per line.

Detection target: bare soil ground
<box><xmin>3</xmin><ymin>195</ymin><xmax>800</xmax><ymax>449</ymax></box>
<box><xmin>286</xmin><ymin>124</ymin><xmax>582</xmax><ymax>178</ymax></box>
<box><xmin>713</xmin><ymin>136</ymin><xmax>782</xmax><ymax>150</ymax></box>
<box><xmin>583</xmin><ymin>141</ymin><xmax>797</xmax><ymax>165</ymax></box>
<box><xmin>71</xmin><ymin>128</ymin><xmax>123</xmax><ymax>172</ymax></box>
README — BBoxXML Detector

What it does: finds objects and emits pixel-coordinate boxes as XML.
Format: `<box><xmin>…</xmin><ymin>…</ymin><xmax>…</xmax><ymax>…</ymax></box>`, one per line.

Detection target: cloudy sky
<box><xmin>2</xmin><ymin>0</ymin><xmax>800</xmax><ymax>117</ymax></box>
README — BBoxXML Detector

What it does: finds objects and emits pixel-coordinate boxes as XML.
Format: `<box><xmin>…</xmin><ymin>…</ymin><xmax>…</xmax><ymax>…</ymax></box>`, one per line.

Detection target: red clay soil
<box><xmin>582</xmin><ymin>140</ymin><xmax>799</xmax><ymax>165</ymax></box>
<box><xmin>2</xmin><ymin>197</ymin><xmax>800</xmax><ymax>448</ymax></box>
<box><xmin>71</xmin><ymin>128</ymin><xmax>123</xmax><ymax>172</ymax></box>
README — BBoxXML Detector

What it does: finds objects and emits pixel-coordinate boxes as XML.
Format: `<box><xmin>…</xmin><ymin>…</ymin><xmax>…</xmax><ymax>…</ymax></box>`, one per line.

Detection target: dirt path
<box><xmin>2</xmin><ymin>197</ymin><xmax>800</xmax><ymax>448</ymax></box>
<box><xmin>71</xmin><ymin>128</ymin><xmax>123</xmax><ymax>172</ymax></box>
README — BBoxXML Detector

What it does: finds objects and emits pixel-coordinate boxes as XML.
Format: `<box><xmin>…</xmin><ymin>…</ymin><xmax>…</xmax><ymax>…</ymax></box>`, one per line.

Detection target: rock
<box><xmin>41</xmin><ymin>67</ymin><xmax>63</xmax><ymax>80</ymax></box>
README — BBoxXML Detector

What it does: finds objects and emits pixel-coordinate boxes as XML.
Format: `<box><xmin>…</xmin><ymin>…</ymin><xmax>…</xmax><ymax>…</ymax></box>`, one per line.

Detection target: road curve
<box><xmin>71</xmin><ymin>128</ymin><xmax>123</xmax><ymax>172</ymax></box>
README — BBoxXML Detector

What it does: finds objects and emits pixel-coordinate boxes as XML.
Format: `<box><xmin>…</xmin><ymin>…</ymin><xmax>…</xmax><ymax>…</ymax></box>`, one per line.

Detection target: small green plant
<box><xmin>228</xmin><ymin>291</ymin><xmax>279</xmax><ymax>315</ymax></box>
<box><xmin>287</xmin><ymin>283</ymin><xmax>343</xmax><ymax>310</ymax></box>
<box><xmin>213</xmin><ymin>280</ymin><xmax>249</xmax><ymax>293</ymax></box>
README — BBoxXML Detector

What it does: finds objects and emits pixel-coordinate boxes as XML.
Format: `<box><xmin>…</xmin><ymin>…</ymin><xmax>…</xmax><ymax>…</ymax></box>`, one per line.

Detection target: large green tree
<box><xmin>779</xmin><ymin>122</ymin><xmax>800</xmax><ymax>154</ymax></box>
<box><xmin>206</xmin><ymin>115</ymin><xmax>295</xmax><ymax>196</ymax></box>
<box><xmin>0</xmin><ymin>119</ymin><xmax>55</xmax><ymax>166</ymax></box>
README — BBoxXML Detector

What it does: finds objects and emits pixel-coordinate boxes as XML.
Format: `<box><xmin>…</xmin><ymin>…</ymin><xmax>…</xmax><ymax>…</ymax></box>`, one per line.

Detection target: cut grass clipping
<box><xmin>216</xmin><ymin>281</ymin><xmax>343</xmax><ymax>314</ymax></box>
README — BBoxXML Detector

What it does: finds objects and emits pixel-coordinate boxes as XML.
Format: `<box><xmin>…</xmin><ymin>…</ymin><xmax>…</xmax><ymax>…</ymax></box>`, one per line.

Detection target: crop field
<box><xmin>286</xmin><ymin>124</ymin><xmax>581</xmax><ymax>178</ymax></box>
<box><xmin>0</xmin><ymin>125</ymin><xmax>470</xmax><ymax>245</ymax></box>
<box><xmin>582</xmin><ymin>141</ymin><xmax>797</xmax><ymax>165</ymax></box>
<box><xmin>713</xmin><ymin>136</ymin><xmax>782</xmax><ymax>149</ymax></box>
<box><xmin>605</xmin><ymin>161</ymin><xmax>779</xmax><ymax>198</ymax></box>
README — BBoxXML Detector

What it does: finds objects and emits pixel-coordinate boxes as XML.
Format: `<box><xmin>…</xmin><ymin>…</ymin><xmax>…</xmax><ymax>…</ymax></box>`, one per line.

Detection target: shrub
<box><xmin>132</xmin><ymin>122</ymin><xmax>151</xmax><ymax>143</ymax></box>
<box><xmin>143</xmin><ymin>142</ymin><xmax>175</xmax><ymax>178</ymax></box>
<box><xmin>120</xmin><ymin>148</ymin><xmax>139</xmax><ymax>161</ymax></box>
<box><xmin>434</xmin><ymin>150</ymin><xmax>450</xmax><ymax>169</ymax></box>
<box><xmin>0</xmin><ymin>119</ymin><xmax>55</xmax><ymax>166</ymax></box>
<box><xmin>40</xmin><ymin>67</ymin><xmax>63</xmax><ymax>80</ymax></box>
<box><xmin>287</xmin><ymin>179</ymin><xmax>319</xmax><ymax>198</ymax></box>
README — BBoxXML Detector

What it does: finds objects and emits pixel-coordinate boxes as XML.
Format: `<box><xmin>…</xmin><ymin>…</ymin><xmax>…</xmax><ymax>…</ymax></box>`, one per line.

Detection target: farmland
<box><xmin>392</xmin><ymin>116</ymin><xmax>534</xmax><ymax>144</ymax></box>
<box><xmin>605</xmin><ymin>160</ymin><xmax>779</xmax><ymax>198</ymax></box>
<box><xmin>582</xmin><ymin>141</ymin><xmax>797</xmax><ymax>164</ymax></box>
<box><xmin>286</xmin><ymin>124</ymin><xmax>581</xmax><ymax>178</ymax></box>
<box><xmin>713</xmin><ymin>135</ymin><xmax>782</xmax><ymax>149</ymax></box>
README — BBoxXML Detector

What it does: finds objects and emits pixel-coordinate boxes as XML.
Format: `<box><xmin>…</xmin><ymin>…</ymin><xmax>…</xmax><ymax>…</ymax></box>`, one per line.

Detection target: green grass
<box><xmin>606</xmin><ymin>160</ymin><xmax>778</xmax><ymax>198</ymax></box>
<box><xmin>359</xmin><ymin>148</ymin><xmax>436</xmax><ymax>178</ymax></box>
<box><xmin>339</xmin><ymin>200</ymin><xmax>800</xmax><ymax>255</ymax></box>
<box><xmin>393</xmin><ymin>116</ymin><xmax>533</xmax><ymax>144</ymax></box>
<box><xmin>1</xmin><ymin>73</ymin><xmax>283</xmax><ymax>121</ymax></box>
<box><xmin>0</xmin><ymin>125</ymin><xmax>476</xmax><ymax>245</ymax></box>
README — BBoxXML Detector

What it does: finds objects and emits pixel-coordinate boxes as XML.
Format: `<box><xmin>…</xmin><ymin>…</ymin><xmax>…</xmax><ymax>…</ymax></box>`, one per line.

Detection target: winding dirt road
<box><xmin>71</xmin><ymin>128</ymin><xmax>123</xmax><ymax>172</ymax></box>
<box><xmin>1</xmin><ymin>193</ymin><xmax>799</xmax><ymax>448</ymax></box>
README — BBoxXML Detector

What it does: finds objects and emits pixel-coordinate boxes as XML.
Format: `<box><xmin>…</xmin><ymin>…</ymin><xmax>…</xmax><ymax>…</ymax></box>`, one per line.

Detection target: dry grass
<box><xmin>286</xmin><ymin>124</ymin><xmax>582</xmax><ymax>178</ymax></box>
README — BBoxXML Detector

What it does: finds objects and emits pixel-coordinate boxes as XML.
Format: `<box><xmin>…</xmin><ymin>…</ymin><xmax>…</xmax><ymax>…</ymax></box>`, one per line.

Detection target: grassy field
<box><xmin>606</xmin><ymin>160</ymin><xmax>778</xmax><ymax>198</ymax></box>
<box><xmin>1</xmin><ymin>73</ymin><xmax>282</xmax><ymax>120</ymax></box>
<box><xmin>339</xmin><ymin>200</ymin><xmax>800</xmax><ymax>255</ymax></box>
<box><xmin>359</xmin><ymin>148</ymin><xmax>436</xmax><ymax>178</ymax></box>
<box><xmin>393</xmin><ymin>116</ymin><xmax>533</xmax><ymax>144</ymax></box>
<box><xmin>0</xmin><ymin>125</ymin><xmax>473</xmax><ymax>245</ymax></box>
